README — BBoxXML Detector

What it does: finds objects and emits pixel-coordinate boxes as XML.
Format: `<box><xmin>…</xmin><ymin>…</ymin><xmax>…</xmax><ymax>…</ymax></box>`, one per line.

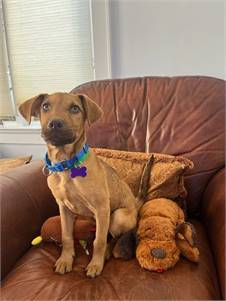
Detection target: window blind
<box><xmin>0</xmin><ymin>7</ymin><xmax>13</xmax><ymax>117</ymax></box>
<box><xmin>1</xmin><ymin>0</ymin><xmax>94</xmax><ymax>117</ymax></box>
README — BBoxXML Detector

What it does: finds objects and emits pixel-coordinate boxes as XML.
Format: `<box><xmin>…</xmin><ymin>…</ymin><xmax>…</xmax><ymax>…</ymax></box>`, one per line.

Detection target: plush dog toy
<box><xmin>113</xmin><ymin>198</ymin><xmax>199</xmax><ymax>272</ymax></box>
<box><xmin>136</xmin><ymin>198</ymin><xmax>199</xmax><ymax>272</ymax></box>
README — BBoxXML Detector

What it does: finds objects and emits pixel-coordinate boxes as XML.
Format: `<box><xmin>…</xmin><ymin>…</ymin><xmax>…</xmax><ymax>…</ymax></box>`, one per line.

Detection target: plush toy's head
<box><xmin>135</xmin><ymin>198</ymin><xmax>199</xmax><ymax>272</ymax></box>
<box><xmin>136</xmin><ymin>239</ymin><xmax>180</xmax><ymax>272</ymax></box>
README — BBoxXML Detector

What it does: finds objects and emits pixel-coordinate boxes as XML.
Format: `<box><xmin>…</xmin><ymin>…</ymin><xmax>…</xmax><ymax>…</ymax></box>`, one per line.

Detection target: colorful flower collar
<box><xmin>44</xmin><ymin>144</ymin><xmax>89</xmax><ymax>178</ymax></box>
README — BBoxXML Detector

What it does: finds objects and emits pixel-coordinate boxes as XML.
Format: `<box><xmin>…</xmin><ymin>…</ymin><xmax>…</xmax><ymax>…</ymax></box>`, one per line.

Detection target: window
<box><xmin>0</xmin><ymin>0</ymin><xmax>110</xmax><ymax>125</ymax></box>
<box><xmin>0</xmin><ymin>13</ymin><xmax>13</xmax><ymax>118</ymax></box>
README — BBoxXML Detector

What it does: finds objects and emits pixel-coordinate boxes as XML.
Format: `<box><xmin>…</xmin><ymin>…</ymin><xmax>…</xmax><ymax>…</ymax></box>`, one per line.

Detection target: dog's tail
<box><xmin>136</xmin><ymin>155</ymin><xmax>154</xmax><ymax>210</ymax></box>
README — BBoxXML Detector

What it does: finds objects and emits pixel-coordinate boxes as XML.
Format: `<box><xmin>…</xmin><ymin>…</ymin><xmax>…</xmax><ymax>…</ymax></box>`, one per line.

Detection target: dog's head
<box><xmin>18</xmin><ymin>93</ymin><xmax>103</xmax><ymax>147</ymax></box>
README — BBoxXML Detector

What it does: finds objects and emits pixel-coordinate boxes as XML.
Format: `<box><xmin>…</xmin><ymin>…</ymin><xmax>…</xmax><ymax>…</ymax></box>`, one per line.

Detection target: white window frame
<box><xmin>0</xmin><ymin>0</ymin><xmax>112</xmax><ymax>146</ymax></box>
<box><xmin>91</xmin><ymin>0</ymin><xmax>112</xmax><ymax>81</ymax></box>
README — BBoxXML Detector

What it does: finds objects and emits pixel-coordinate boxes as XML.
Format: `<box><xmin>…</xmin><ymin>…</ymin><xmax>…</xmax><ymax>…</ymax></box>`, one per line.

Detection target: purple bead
<box><xmin>70</xmin><ymin>166</ymin><xmax>87</xmax><ymax>178</ymax></box>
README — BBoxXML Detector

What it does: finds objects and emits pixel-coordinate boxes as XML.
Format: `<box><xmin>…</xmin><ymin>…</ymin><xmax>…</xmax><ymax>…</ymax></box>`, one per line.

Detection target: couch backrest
<box><xmin>71</xmin><ymin>76</ymin><xmax>225</xmax><ymax>215</ymax></box>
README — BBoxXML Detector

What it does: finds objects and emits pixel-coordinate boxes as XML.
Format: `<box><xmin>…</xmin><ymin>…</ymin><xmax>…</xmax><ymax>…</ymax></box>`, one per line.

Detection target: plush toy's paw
<box><xmin>86</xmin><ymin>258</ymin><xmax>104</xmax><ymax>278</ymax></box>
<box><xmin>55</xmin><ymin>253</ymin><xmax>74</xmax><ymax>274</ymax></box>
<box><xmin>176</xmin><ymin>239</ymin><xmax>200</xmax><ymax>262</ymax></box>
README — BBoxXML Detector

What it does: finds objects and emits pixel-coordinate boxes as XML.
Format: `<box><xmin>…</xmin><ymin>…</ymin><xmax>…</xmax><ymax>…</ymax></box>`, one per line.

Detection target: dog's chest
<box><xmin>48</xmin><ymin>172</ymin><xmax>95</xmax><ymax>217</ymax></box>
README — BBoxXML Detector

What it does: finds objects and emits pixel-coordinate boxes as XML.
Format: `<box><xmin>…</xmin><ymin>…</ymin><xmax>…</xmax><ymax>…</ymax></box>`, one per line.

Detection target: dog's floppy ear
<box><xmin>18</xmin><ymin>94</ymin><xmax>48</xmax><ymax>124</ymax></box>
<box><xmin>78</xmin><ymin>94</ymin><xmax>103</xmax><ymax>126</ymax></box>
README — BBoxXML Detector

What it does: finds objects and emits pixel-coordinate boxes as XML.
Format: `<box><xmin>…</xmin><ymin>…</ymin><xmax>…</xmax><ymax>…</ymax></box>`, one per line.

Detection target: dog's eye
<box><xmin>70</xmin><ymin>105</ymin><xmax>80</xmax><ymax>114</ymax></box>
<box><xmin>42</xmin><ymin>102</ymin><xmax>50</xmax><ymax>112</ymax></box>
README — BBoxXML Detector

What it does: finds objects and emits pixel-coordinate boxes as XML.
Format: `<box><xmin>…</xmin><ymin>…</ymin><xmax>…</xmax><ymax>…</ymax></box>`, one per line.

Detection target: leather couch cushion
<box><xmin>0</xmin><ymin>162</ymin><xmax>58</xmax><ymax>280</ymax></box>
<box><xmin>1</xmin><ymin>221</ymin><xmax>221</xmax><ymax>300</ymax></box>
<box><xmin>93</xmin><ymin>147</ymin><xmax>193</xmax><ymax>202</ymax></box>
<box><xmin>72</xmin><ymin>76</ymin><xmax>225</xmax><ymax>215</ymax></box>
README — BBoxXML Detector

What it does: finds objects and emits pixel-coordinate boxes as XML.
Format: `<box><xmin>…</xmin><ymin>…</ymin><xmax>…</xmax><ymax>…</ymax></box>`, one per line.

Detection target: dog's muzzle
<box><xmin>42</xmin><ymin>120</ymin><xmax>75</xmax><ymax>146</ymax></box>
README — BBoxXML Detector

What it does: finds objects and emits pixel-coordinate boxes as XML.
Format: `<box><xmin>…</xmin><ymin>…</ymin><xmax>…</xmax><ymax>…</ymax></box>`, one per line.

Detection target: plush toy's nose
<box><xmin>151</xmin><ymin>248</ymin><xmax>166</xmax><ymax>259</ymax></box>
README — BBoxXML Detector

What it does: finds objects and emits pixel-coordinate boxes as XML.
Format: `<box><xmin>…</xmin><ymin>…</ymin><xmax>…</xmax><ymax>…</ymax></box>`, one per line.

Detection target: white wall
<box><xmin>1</xmin><ymin>0</ymin><xmax>225</xmax><ymax>160</ymax></box>
<box><xmin>109</xmin><ymin>0</ymin><xmax>225</xmax><ymax>79</ymax></box>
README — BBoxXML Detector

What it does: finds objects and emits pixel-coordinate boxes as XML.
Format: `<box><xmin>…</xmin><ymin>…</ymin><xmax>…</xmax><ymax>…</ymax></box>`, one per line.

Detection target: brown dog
<box><xmin>19</xmin><ymin>93</ymin><xmax>152</xmax><ymax>278</ymax></box>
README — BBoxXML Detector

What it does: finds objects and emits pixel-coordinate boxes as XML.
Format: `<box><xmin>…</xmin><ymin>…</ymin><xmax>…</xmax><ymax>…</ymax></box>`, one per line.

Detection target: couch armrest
<box><xmin>201</xmin><ymin>167</ymin><xmax>225</xmax><ymax>299</ymax></box>
<box><xmin>0</xmin><ymin>161</ymin><xmax>58</xmax><ymax>279</ymax></box>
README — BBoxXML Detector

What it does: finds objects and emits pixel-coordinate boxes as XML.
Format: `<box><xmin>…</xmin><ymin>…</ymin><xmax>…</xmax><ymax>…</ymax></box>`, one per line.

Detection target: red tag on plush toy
<box><xmin>155</xmin><ymin>268</ymin><xmax>165</xmax><ymax>273</ymax></box>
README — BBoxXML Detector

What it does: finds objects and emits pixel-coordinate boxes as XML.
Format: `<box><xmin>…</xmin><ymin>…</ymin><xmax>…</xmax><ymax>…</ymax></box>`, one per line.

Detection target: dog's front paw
<box><xmin>55</xmin><ymin>254</ymin><xmax>74</xmax><ymax>275</ymax></box>
<box><xmin>86</xmin><ymin>259</ymin><xmax>104</xmax><ymax>278</ymax></box>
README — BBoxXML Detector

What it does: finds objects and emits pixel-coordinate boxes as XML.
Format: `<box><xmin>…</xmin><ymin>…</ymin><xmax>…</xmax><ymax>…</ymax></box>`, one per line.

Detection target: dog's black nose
<box><xmin>48</xmin><ymin>119</ymin><xmax>64</xmax><ymax>129</ymax></box>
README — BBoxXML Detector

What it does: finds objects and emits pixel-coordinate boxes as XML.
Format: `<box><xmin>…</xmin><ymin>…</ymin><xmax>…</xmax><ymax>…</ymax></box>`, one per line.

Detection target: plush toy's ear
<box><xmin>78</xmin><ymin>94</ymin><xmax>103</xmax><ymax>126</ymax></box>
<box><xmin>176</xmin><ymin>222</ymin><xmax>197</xmax><ymax>246</ymax></box>
<box><xmin>18</xmin><ymin>94</ymin><xmax>48</xmax><ymax>124</ymax></box>
<box><xmin>176</xmin><ymin>222</ymin><xmax>200</xmax><ymax>262</ymax></box>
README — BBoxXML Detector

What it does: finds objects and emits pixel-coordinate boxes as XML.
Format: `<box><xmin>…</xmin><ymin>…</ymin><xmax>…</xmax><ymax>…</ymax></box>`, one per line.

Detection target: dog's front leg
<box><xmin>86</xmin><ymin>207</ymin><xmax>110</xmax><ymax>278</ymax></box>
<box><xmin>55</xmin><ymin>203</ymin><xmax>75</xmax><ymax>274</ymax></box>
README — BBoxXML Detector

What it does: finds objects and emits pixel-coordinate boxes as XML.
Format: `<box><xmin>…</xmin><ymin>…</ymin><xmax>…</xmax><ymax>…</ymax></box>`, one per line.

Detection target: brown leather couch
<box><xmin>1</xmin><ymin>76</ymin><xmax>225</xmax><ymax>300</ymax></box>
